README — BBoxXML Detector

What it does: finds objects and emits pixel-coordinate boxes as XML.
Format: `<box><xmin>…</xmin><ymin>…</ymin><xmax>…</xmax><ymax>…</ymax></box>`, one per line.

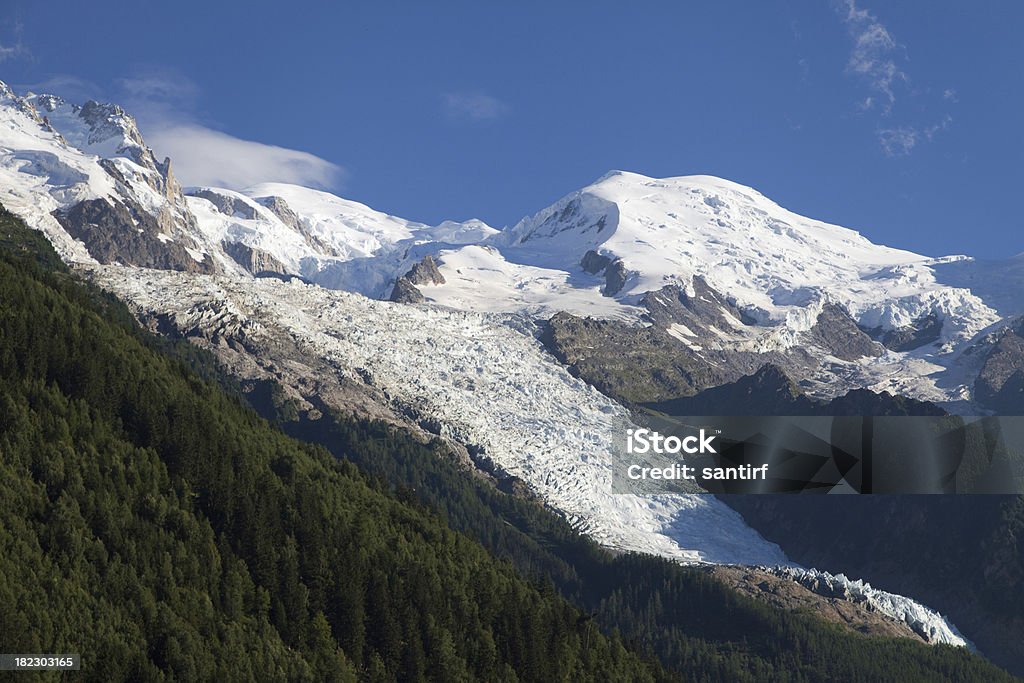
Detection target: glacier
<box><xmin>0</xmin><ymin>78</ymin><xmax>994</xmax><ymax>648</ymax></box>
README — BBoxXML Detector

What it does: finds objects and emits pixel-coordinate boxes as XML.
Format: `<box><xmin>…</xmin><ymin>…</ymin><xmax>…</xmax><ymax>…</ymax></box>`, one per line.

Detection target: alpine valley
<box><xmin>3</xmin><ymin>79</ymin><xmax>1024</xmax><ymax>679</ymax></box>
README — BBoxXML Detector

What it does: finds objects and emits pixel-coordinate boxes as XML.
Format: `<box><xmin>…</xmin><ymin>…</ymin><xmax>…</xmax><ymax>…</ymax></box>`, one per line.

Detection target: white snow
<box><xmin>0</xmin><ymin>82</ymin><xmax>989</xmax><ymax>648</ymax></box>
<box><xmin>92</xmin><ymin>264</ymin><xmax>788</xmax><ymax>566</ymax></box>
<box><xmin>90</xmin><ymin>264</ymin><xmax>970</xmax><ymax>647</ymax></box>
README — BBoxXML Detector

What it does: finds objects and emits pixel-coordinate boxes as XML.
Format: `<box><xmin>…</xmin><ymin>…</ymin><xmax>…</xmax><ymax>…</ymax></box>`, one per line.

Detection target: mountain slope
<box><xmin>4</xmin><ymin>204</ymin><xmax>1018</xmax><ymax>681</ymax></box>
<box><xmin>0</xmin><ymin>204</ymin><xmax>674</xmax><ymax>682</ymax></box>
<box><xmin>5</xmin><ymin>80</ymin><xmax>1022</xmax><ymax>410</ymax></box>
<box><xmin>3</xmin><ymin>80</ymin><xmax>1022</xmax><ymax>672</ymax></box>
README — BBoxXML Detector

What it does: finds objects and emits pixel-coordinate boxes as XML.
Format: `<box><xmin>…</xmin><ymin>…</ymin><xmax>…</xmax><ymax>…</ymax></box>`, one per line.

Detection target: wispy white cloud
<box><xmin>116</xmin><ymin>68</ymin><xmax>200</xmax><ymax>108</ymax></box>
<box><xmin>834</xmin><ymin>1</ymin><xmax>955</xmax><ymax>157</ymax></box>
<box><xmin>17</xmin><ymin>75</ymin><xmax>103</xmax><ymax>102</ymax></box>
<box><xmin>877</xmin><ymin>115</ymin><xmax>952</xmax><ymax>157</ymax></box>
<box><xmin>835</xmin><ymin>0</ymin><xmax>905</xmax><ymax>112</ymax></box>
<box><xmin>145</xmin><ymin>125</ymin><xmax>345</xmax><ymax>190</ymax></box>
<box><xmin>877</xmin><ymin>126</ymin><xmax>918</xmax><ymax>157</ymax></box>
<box><xmin>112</xmin><ymin>68</ymin><xmax>344</xmax><ymax>191</ymax></box>
<box><xmin>443</xmin><ymin>92</ymin><xmax>508</xmax><ymax>122</ymax></box>
<box><xmin>18</xmin><ymin>68</ymin><xmax>344</xmax><ymax>190</ymax></box>
<box><xmin>0</xmin><ymin>19</ymin><xmax>28</xmax><ymax>63</ymax></box>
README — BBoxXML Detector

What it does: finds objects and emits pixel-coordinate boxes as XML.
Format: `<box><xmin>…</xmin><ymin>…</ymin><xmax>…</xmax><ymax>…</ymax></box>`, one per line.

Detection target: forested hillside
<box><xmin>0</xmin><ymin>203</ymin><xmax>1017</xmax><ymax>681</ymax></box>
<box><xmin>0</xmin><ymin>206</ymin><xmax>664</xmax><ymax>681</ymax></box>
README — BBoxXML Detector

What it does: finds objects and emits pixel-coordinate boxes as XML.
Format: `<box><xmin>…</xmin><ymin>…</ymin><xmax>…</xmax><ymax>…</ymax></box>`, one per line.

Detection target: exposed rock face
<box><xmin>254</xmin><ymin>195</ymin><xmax>303</xmax><ymax>231</ymax></box>
<box><xmin>975</xmin><ymin>324</ymin><xmax>1024</xmax><ymax>413</ymax></box>
<box><xmin>192</xmin><ymin>189</ymin><xmax>258</xmax><ymax>219</ymax></box>
<box><xmin>223</xmin><ymin>241</ymin><xmax>287</xmax><ymax>277</ymax></box>
<box><xmin>603</xmin><ymin>258</ymin><xmax>629</xmax><ymax>296</ymax></box>
<box><xmin>389</xmin><ymin>255</ymin><xmax>445</xmax><ymax>302</ymax></box>
<box><xmin>864</xmin><ymin>312</ymin><xmax>944</xmax><ymax>352</ymax></box>
<box><xmin>54</xmin><ymin>198</ymin><xmax>215</xmax><ymax>273</ymax></box>
<box><xmin>707</xmin><ymin>566</ymin><xmax>931</xmax><ymax>643</ymax></box>
<box><xmin>249</xmin><ymin>194</ymin><xmax>338</xmax><ymax>255</ymax></box>
<box><xmin>403</xmin><ymin>254</ymin><xmax>446</xmax><ymax>286</ymax></box>
<box><xmin>390</xmin><ymin>277</ymin><xmax>425</xmax><ymax>303</ymax></box>
<box><xmin>4</xmin><ymin>89</ymin><xmax>211</xmax><ymax>272</ymax></box>
<box><xmin>515</xmin><ymin>195</ymin><xmax>610</xmax><ymax>243</ymax></box>
<box><xmin>646</xmin><ymin>364</ymin><xmax>812</xmax><ymax>415</ymax></box>
<box><xmin>542</xmin><ymin>279</ymin><xmax>885</xmax><ymax>406</ymax></box>
<box><xmin>77</xmin><ymin>100</ymin><xmax>148</xmax><ymax>160</ymax></box>
<box><xmin>541</xmin><ymin>311</ymin><xmax>735</xmax><ymax>403</ymax></box>
<box><xmin>646</xmin><ymin>364</ymin><xmax>946</xmax><ymax>417</ymax></box>
<box><xmin>578</xmin><ymin>249</ymin><xmax>629</xmax><ymax>296</ymax></box>
<box><xmin>580</xmin><ymin>249</ymin><xmax>611</xmax><ymax>274</ymax></box>
<box><xmin>641</xmin><ymin>278</ymin><xmax>748</xmax><ymax>331</ymax></box>
<box><xmin>807</xmin><ymin>303</ymin><xmax>883</xmax><ymax>361</ymax></box>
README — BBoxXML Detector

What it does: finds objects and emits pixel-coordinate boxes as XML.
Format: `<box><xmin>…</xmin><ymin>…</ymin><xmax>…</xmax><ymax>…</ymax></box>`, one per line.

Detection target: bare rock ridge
<box><xmin>707</xmin><ymin>566</ymin><xmax>934</xmax><ymax>643</ymax></box>
<box><xmin>223</xmin><ymin>241</ymin><xmax>287</xmax><ymax>277</ymax></box>
<box><xmin>54</xmin><ymin>198</ymin><xmax>215</xmax><ymax>273</ymax></box>
<box><xmin>0</xmin><ymin>86</ymin><xmax>215</xmax><ymax>273</ymax></box>
<box><xmin>580</xmin><ymin>249</ymin><xmax>629</xmax><ymax>296</ymax></box>
<box><xmin>862</xmin><ymin>312</ymin><xmax>944</xmax><ymax>352</ymax></box>
<box><xmin>390</xmin><ymin>277</ymin><xmax>425</xmax><ymax>304</ymax></box>
<box><xmin>645</xmin><ymin>363</ymin><xmax>946</xmax><ymax>417</ymax></box>
<box><xmin>543</xmin><ymin>277</ymin><xmax>887</xmax><ymax>406</ymax></box>
<box><xmin>975</xmin><ymin>320</ymin><xmax>1024</xmax><ymax>413</ymax></box>
<box><xmin>403</xmin><ymin>254</ymin><xmax>446</xmax><ymax>286</ymax></box>
<box><xmin>807</xmin><ymin>303</ymin><xmax>884</xmax><ymax>361</ymax></box>
<box><xmin>191</xmin><ymin>188</ymin><xmax>258</xmax><ymax>220</ymax></box>
<box><xmin>390</xmin><ymin>255</ymin><xmax>445</xmax><ymax>303</ymax></box>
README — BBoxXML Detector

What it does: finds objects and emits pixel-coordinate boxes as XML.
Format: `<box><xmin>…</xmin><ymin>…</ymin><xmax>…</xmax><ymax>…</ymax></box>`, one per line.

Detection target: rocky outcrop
<box><xmin>254</xmin><ymin>195</ymin><xmax>302</xmax><ymax>231</ymax></box>
<box><xmin>864</xmin><ymin>312</ymin><xmax>944</xmax><ymax>352</ymax></box>
<box><xmin>403</xmin><ymin>254</ymin><xmax>445</xmax><ymax>286</ymax></box>
<box><xmin>603</xmin><ymin>258</ymin><xmax>629</xmax><ymax>295</ymax></box>
<box><xmin>192</xmin><ymin>189</ymin><xmax>258</xmax><ymax>219</ymax></box>
<box><xmin>15</xmin><ymin>90</ymin><xmax>207</xmax><ymax>269</ymax></box>
<box><xmin>54</xmin><ymin>198</ymin><xmax>216</xmax><ymax>273</ymax></box>
<box><xmin>975</xmin><ymin>324</ymin><xmax>1024</xmax><ymax>413</ymax></box>
<box><xmin>708</xmin><ymin>566</ymin><xmax>932</xmax><ymax>643</ymax></box>
<box><xmin>580</xmin><ymin>249</ymin><xmax>611</xmax><ymax>274</ymax></box>
<box><xmin>390</xmin><ymin>277</ymin><xmax>425</xmax><ymax>303</ymax></box>
<box><xmin>807</xmin><ymin>303</ymin><xmax>884</xmax><ymax>360</ymax></box>
<box><xmin>541</xmin><ymin>311</ymin><xmax>737</xmax><ymax>403</ymax></box>
<box><xmin>223</xmin><ymin>241</ymin><xmax>287</xmax><ymax>277</ymax></box>
<box><xmin>642</xmin><ymin>278</ymin><xmax>749</xmax><ymax>332</ymax></box>
<box><xmin>646</xmin><ymin>364</ymin><xmax>945</xmax><ymax>417</ymax></box>
<box><xmin>578</xmin><ymin>249</ymin><xmax>631</xmax><ymax>296</ymax></box>
<box><xmin>646</xmin><ymin>364</ymin><xmax>812</xmax><ymax>415</ymax></box>
<box><xmin>389</xmin><ymin>255</ymin><xmax>445</xmax><ymax>303</ymax></box>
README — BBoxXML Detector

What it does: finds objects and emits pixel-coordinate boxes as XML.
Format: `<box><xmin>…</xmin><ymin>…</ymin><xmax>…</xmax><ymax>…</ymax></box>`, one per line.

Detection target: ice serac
<box><xmin>91</xmin><ymin>265</ymin><xmax>790</xmax><ymax>567</ymax></box>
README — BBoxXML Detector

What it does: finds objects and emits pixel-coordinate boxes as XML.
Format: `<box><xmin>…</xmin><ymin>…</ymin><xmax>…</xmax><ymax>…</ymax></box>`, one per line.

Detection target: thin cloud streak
<box><xmin>145</xmin><ymin>124</ymin><xmax>345</xmax><ymax>190</ymax></box>
<box><xmin>117</xmin><ymin>69</ymin><xmax>345</xmax><ymax>191</ymax></box>
<box><xmin>443</xmin><ymin>92</ymin><xmax>508</xmax><ymax>122</ymax></box>
<box><xmin>836</xmin><ymin>0</ymin><xmax>905</xmax><ymax>112</ymax></box>
<box><xmin>834</xmin><ymin>1</ymin><xmax>955</xmax><ymax>158</ymax></box>
<box><xmin>877</xmin><ymin>115</ymin><xmax>952</xmax><ymax>157</ymax></box>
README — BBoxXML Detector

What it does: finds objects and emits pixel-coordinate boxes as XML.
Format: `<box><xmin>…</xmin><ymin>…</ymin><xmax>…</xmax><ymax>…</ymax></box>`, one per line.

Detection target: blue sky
<box><xmin>1</xmin><ymin>1</ymin><xmax>1020</xmax><ymax>258</ymax></box>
